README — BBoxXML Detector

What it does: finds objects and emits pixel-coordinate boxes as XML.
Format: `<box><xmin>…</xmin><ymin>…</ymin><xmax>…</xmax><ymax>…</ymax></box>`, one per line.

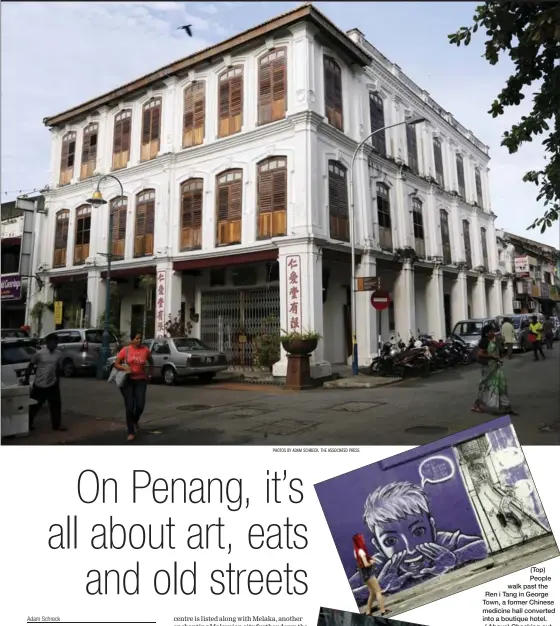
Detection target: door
<box><xmin>150</xmin><ymin>339</ymin><xmax>170</xmax><ymax>377</ymax></box>
<box><xmin>443</xmin><ymin>293</ymin><xmax>451</xmax><ymax>337</ymax></box>
<box><xmin>131</xmin><ymin>305</ymin><xmax>144</xmax><ymax>338</ymax></box>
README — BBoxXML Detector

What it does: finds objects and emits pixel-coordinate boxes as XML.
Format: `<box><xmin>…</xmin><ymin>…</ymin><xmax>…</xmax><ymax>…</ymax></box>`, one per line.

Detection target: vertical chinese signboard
<box><xmin>156</xmin><ymin>271</ymin><xmax>166</xmax><ymax>337</ymax></box>
<box><xmin>285</xmin><ymin>255</ymin><xmax>302</xmax><ymax>332</ymax></box>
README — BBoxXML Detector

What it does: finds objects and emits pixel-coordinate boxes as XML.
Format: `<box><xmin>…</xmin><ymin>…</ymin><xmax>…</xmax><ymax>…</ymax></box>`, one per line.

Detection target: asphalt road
<box><xmin>6</xmin><ymin>344</ymin><xmax>560</xmax><ymax>446</ymax></box>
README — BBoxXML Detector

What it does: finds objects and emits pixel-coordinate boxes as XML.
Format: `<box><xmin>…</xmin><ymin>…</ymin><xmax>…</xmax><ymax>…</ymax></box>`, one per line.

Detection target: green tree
<box><xmin>449</xmin><ymin>2</ymin><xmax>560</xmax><ymax>233</ymax></box>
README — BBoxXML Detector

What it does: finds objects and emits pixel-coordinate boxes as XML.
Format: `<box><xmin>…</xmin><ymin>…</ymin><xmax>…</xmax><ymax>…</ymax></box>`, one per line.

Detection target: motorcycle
<box><xmin>370</xmin><ymin>335</ymin><xmax>431</xmax><ymax>378</ymax></box>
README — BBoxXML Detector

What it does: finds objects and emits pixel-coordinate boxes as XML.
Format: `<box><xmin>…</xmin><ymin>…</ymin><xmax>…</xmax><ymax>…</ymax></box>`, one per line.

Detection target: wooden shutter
<box><xmin>112</xmin><ymin>110</ymin><xmax>131</xmax><ymax>170</ymax></box>
<box><xmin>110</xmin><ymin>197</ymin><xmax>127</xmax><ymax>258</ymax></box>
<box><xmin>180</xmin><ymin>179</ymin><xmax>203</xmax><ymax>250</ymax></box>
<box><xmin>258</xmin><ymin>49</ymin><xmax>286</xmax><ymax>125</ymax></box>
<box><xmin>216</xmin><ymin>170</ymin><xmax>243</xmax><ymax>245</ymax></box>
<box><xmin>475</xmin><ymin>168</ymin><xmax>484</xmax><ymax>207</ymax></box>
<box><xmin>463</xmin><ymin>220</ymin><xmax>472</xmax><ymax>268</ymax></box>
<box><xmin>80</xmin><ymin>123</ymin><xmax>98</xmax><ymax>180</ymax></box>
<box><xmin>257</xmin><ymin>157</ymin><xmax>287</xmax><ymax>239</ymax></box>
<box><xmin>59</xmin><ymin>132</ymin><xmax>76</xmax><ymax>185</ymax></box>
<box><xmin>183</xmin><ymin>82</ymin><xmax>206</xmax><ymax>148</ymax></box>
<box><xmin>218</xmin><ymin>67</ymin><xmax>243</xmax><ymax>138</ymax></box>
<box><xmin>440</xmin><ymin>210</ymin><xmax>452</xmax><ymax>264</ymax></box>
<box><xmin>433</xmin><ymin>137</ymin><xmax>444</xmax><ymax>186</ymax></box>
<box><xmin>324</xmin><ymin>57</ymin><xmax>343</xmax><ymax>131</ymax></box>
<box><xmin>456</xmin><ymin>154</ymin><xmax>465</xmax><ymax>197</ymax></box>
<box><xmin>74</xmin><ymin>205</ymin><xmax>91</xmax><ymax>264</ymax></box>
<box><xmin>53</xmin><ymin>210</ymin><xmax>69</xmax><ymax>267</ymax></box>
<box><xmin>369</xmin><ymin>92</ymin><xmax>386</xmax><ymax>156</ymax></box>
<box><xmin>328</xmin><ymin>161</ymin><xmax>349</xmax><ymax>241</ymax></box>
<box><xmin>141</xmin><ymin>98</ymin><xmax>161</xmax><ymax>161</ymax></box>
<box><xmin>135</xmin><ymin>190</ymin><xmax>155</xmax><ymax>257</ymax></box>
<box><xmin>407</xmin><ymin>124</ymin><xmax>419</xmax><ymax>174</ymax></box>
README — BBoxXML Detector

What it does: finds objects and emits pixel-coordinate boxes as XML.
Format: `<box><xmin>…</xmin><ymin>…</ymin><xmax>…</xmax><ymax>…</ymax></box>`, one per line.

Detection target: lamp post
<box><xmin>349</xmin><ymin>115</ymin><xmax>427</xmax><ymax>375</ymax></box>
<box><xmin>86</xmin><ymin>174</ymin><xmax>124</xmax><ymax>379</ymax></box>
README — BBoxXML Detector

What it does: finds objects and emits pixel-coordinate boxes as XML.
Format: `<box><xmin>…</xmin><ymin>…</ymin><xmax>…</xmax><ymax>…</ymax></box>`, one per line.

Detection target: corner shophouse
<box><xmin>31</xmin><ymin>4</ymin><xmax>512</xmax><ymax>378</ymax></box>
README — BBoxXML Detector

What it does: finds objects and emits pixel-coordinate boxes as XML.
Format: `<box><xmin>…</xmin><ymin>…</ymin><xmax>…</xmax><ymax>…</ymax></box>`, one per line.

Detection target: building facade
<box><xmin>30</xmin><ymin>4</ymin><xmax>511</xmax><ymax>375</ymax></box>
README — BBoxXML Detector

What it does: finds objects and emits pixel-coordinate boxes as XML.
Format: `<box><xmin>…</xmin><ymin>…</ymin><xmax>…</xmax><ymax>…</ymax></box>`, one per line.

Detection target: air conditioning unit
<box><xmin>528</xmin><ymin>301</ymin><xmax>536</xmax><ymax>310</ymax></box>
<box><xmin>513</xmin><ymin>300</ymin><xmax>522</xmax><ymax>309</ymax></box>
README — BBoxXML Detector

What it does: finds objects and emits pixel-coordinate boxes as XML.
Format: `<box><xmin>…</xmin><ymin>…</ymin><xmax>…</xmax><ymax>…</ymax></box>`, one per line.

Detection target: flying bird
<box><xmin>178</xmin><ymin>24</ymin><xmax>193</xmax><ymax>37</ymax></box>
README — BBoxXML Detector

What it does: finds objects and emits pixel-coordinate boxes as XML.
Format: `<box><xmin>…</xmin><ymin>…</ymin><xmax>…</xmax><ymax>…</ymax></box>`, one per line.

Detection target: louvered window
<box><xmin>74</xmin><ymin>205</ymin><xmax>91</xmax><ymax>265</ymax></box>
<box><xmin>112</xmin><ymin>109</ymin><xmax>132</xmax><ymax>170</ymax></box>
<box><xmin>328</xmin><ymin>161</ymin><xmax>349</xmax><ymax>242</ymax></box>
<box><xmin>141</xmin><ymin>98</ymin><xmax>162</xmax><ymax>162</ymax></box>
<box><xmin>475</xmin><ymin>167</ymin><xmax>484</xmax><ymax>208</ymax></box>
<box><xmin>110</xmin><ymin>196</ymin><xmax>127</xmax><ymax>259</ymax></box>
<box><xmin>53</xmin><ymin>210</ymin><xmax>69</xmax><ymax>268</ymax></box>
<box><xmin>456</xmin><ymin>153</ymin><xmax>466</xmax><ymax>198</ymax></box>
<box><xmin>412</xmin><ymin>198</ymin><xmax>425</xmax><ymax>259</ymax></box>
<box><xmin>180</xmin><ymin>179</ymin><xmax>203</xmax><ymax>251</ymax></box>
<box><xmin>258</xmin><ymin>48</ymin><xmax>286</xmax><ymax>126</ymax></box>
<box><xmin>481</xmin><ymin>227</ymin><xmax>489</xmax><ymax>270</ymax></box>
<box><xmin>135</xmin><ymin>190</ymin><xmax>155</xmax><ymax>257</ymax></box>
<box><xmin>376</xmin><ymin>183</ymin><xmax>392</xmax><ymax>250</ymax></box>
<box><xmin>216</xmin><ymin>169</ymin><xmax>243</xmax><ymax>245</ymax></box>
<box><xmin>183</xmin><ymin>82</ymin><xmax>205</xmax><ymax>148</ymax></box>
<box><xmin>218</xmin><ymin>67</ymin><xmax>243</xmax><ymax>138</ymax></box>
<box><xmin>323</xmin><ymin>56</ymin><xmax>343</xmax><ymax>131</ymax></box>
<box><xmin>60</xmin><ymin>132</ymin><xmax>76</xmax><ymax>185</ymax></box>
<box><xmin>463</xmin><ymin>219</ymin><xmax>472</xmax><ymax>269</ymax></box>
<box><xmin>440</xmin><ymin>209</ymin><xmax>452</xmax><ymax>264</ymax></box>
<box><xmin>406</xmin><ymin>124</ymin><xmax>419</xmax><ymax>175</ymax></box>
<box><xmin>433</xmin><ymin>136</ymin><xmax>444</xmax><ymax>187</ymax></box>
<box><xmin>369</xmin><ymin>92</ymin><xmax>386</xmax><ymax>156</ymax></box>
<box><xmin>257</xmin><ymin>157</ymin><xmax>287</xmax><ymax>239</ymax></box>
<box><xmin>80</xmin><ymin>123</ymin><xmax>98</xmax><ymax>180</ymax></box>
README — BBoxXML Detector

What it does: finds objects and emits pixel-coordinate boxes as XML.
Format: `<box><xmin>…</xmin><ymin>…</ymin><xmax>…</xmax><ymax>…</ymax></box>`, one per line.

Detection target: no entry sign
<box><xmin>371</xmin><ymin>289</ymin><xmax>391</xmax><ymax>311</ymax></box>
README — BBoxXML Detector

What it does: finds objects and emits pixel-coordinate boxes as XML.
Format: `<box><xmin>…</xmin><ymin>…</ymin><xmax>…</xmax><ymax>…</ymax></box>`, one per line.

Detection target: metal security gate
<box><xmin>200</xmin><ymin>286</ymin><xmax>280</xmax><ymax>366</ymax></box>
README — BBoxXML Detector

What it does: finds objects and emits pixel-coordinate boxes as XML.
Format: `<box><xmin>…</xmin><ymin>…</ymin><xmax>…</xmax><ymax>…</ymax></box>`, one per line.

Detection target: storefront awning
<box><xmin>100</xmin><ymin>266</ymin><xmax>156</xmax><ymax>279</ymax></box>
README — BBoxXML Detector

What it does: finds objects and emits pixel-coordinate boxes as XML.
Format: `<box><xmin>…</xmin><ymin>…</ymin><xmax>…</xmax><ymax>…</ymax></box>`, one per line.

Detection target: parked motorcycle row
<box><xmin>369</xmin><ymin>331</ymin><xmax>476</xmax><ymax>378</ymax></box>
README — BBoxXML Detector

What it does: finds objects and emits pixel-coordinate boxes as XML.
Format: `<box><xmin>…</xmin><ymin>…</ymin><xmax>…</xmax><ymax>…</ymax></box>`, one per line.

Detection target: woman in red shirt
<box><xmin>352</xmin><ymin>534</ymin><xmax>389</xmax><ymax>616</ymax></box>
<box><xmin>114</xmin><ymin>333</ymin><xmax>154</xmax><ymax>441</ymax></box>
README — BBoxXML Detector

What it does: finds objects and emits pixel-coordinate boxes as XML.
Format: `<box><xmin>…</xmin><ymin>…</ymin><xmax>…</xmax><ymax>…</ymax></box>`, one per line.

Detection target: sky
<box><xmin>1</xmin><ymin>1</ymin><xmax>558</xmax><ymax>248</ymax></box>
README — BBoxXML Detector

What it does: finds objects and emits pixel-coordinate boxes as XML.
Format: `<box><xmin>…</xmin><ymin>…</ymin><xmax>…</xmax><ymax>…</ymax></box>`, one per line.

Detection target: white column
<box><xmin>129</xmin><ymin>101</ymin><xmax>142</xmax><ymax>167</ymax></box>
<box><xmin>504</xmin><ymin>278</ymin><xmax>515</xmax><ymax>314</ymax></box>
<box><xmin>426</xmin><ymin>264</ymin><xmax>446</xmax><ymax>340</ymax></box>
<box><xmin>489</xmin><ymin>277</ymin><xmax>503</xmax><ymax>317</ymax></box>
<box><xmin>425</xmin><ymin>187</ymin><xmax>439</xmax><ymax>258</ymax></box>
<box><xmin>354</xmin><ymin>153</ymin><xmax>375</xmax><ymax>246</ymax></box>
<box><xmin>292</xmin><ymin>119</ymin><xmax>321</xmax><ymax>238</ymax></box>
<box><xmin>394</xmin><ymin>171</ymin><xmax>410</xmax><ymax>249</ymax></box>
<box><xmin>96</xmin><ymin>106</ymin><xmax>110</xmax><ymax>175</ymax></box>
<box><xmin>355</xmin><ymin>254</ymin><xmax>379</xmax><ymax>365</ymax></box>
<box><xmin>422</xmin><ymin>123</ymin><xmax>435</xmax><ymax>178</ymax></box>
<box><xmin>393</xmin><ymin>260</ymin><xmax>415</xmax><ymax>341</ymax></box>
<box><xmin>288</xmin><ymin>24</ymin><xmax>319</xmax><ymax>116</ymax></box>
<box><xmin>486</xmin><ymin>219</ymin><xmax>499</xmax><ymax>272</ymax></box>
<box><xmin>272</xmin><ymin>241</ymin><xmax>330</xmax><ymax>378</ymax></box>
<box><xmin>451</xmin><ymin>269</ymin><xmax>469</xmax><ymax>326</ymax></box>
<box><xmin>86</xmin><ymin>269</ymin><xmax>106</xmax><ymax>327</ymax></box>
<box><xmin>470</xmin><ymin>211</ymin><xmax>482</xmax><ymax>268</ymax></box>
<box><xmin>391</xmin><ymin>96</ymin><xmax>405</xmax><ymax>161</ymax></box>
<box><xmin>162</xmin><ymin>77</ymin><xmax>179</xmax><ymax>154</ymax></box>
<box><xmin>473</xmin><ymin>273</ymin><xmax>487</xmax><ymax>317</ymax></box>
<box><xmin>155</xmin><ymin>261</ymin><xmax>182</xmax><ymax>337</ymax></box>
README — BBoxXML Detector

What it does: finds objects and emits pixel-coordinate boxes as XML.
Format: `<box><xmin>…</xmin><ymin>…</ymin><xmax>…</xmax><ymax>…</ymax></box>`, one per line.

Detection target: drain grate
<box><xmin>176</xmin><ymin>405</ymin><xmax>212</xmax><ymax>412</ymax></box>
<box><xmin>221</xmin><ymin>408</ymin><xmax>269</xmax><ymax>419</ymax></box>
<box><xmin>246</xmin><ymin>419</ymin><xmax>320</xmax><ymax>436</ymax></box>
<box><xmin>331</xmin><ymin>401</ymin><xmax>386</xmax><ymax>412</ymax></box>
<box><xmin>405</xmin><ymin>425</ymin><xmax>449</xmax><ymax>436</ymax></box>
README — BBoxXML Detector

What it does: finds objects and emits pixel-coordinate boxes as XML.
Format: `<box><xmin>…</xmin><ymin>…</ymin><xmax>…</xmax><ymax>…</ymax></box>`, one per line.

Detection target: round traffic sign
<box><xmin>371</xmin><ymin>289</ymin><xmax>391</xmax><ymax>311</ymax></box>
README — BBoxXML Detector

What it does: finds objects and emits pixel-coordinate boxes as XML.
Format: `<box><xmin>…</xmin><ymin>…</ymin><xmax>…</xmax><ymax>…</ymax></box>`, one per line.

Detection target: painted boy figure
<box><xmin>351</xmin><ymin>481</ymin><xmax>487</xmax><ymax>599</ymax></box>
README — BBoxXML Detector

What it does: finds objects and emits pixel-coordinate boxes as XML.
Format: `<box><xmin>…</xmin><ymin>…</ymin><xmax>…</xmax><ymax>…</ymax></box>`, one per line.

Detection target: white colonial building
<box><xmin>29</xmin><ymin>3</ymin><xmax>513</xmax><ymax>376</ymax></box>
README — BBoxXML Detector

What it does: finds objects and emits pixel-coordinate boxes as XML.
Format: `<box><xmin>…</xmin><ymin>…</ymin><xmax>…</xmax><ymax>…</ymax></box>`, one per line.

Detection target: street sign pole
<box><xmin>370</xmin><ymin>290</ymin><xmax>391</xmax><ymax>357</ymax></box>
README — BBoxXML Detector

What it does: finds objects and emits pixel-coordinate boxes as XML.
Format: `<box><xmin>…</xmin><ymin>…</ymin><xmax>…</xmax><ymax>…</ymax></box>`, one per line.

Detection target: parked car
<box><xmin>105</xmin><ymin>337</ymin><xmax>228</xmax><ymax>385</ymax></box>
<box><xmin>45</xmin><ymin>328</ymin><xmax>121</xmax><ymax>377</ymax></box>
<box><xmin>451</xmin><ymin>318</ymin><xmax>502</xmax><ymax>349</ymax></box>
<box><xmin>2</xmin><ymin>328</ymin><xmax>40</xmax><ymax>347</ymax></box>
<box><xmin>1</xmin><ymin>338</ymin><xmax>37</xmax><ymax>385</ymax></box>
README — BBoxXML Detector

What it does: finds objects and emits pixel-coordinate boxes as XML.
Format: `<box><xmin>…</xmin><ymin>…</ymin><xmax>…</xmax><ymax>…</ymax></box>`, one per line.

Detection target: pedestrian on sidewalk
<box><xmin>543</xmin><ymin>316</ymin><xmax>554</xmax><ymax>350</ymax></box>
<box><xmin>352</xmin><ymin>534</ymin><xmax>390</xmax><ymax>616</ymax></box>
<box><xmin>501</xmin><ymin>317</ymin><xmax>515</xmax><ymax>359</ymax></box>
<box><xmin>114</xmin><ymin>333</ymin><xmax>154</xmax><ymax>442</ymax></box>
<box><xmin>528</xmin><ymin>316</ymin><xmax>545</xmax><ymax>361</ymax></box>
<box><xmin>25</xmin><ymin>333</ymin><xmax>67</xmax><ymax>432</ymax></box>
<box><xmin>471</xmin><ymin>324</ymin><xmax>518</xmax><ymax>416</ymax></box>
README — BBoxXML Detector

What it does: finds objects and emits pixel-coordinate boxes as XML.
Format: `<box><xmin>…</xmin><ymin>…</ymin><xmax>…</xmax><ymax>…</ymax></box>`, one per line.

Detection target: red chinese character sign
<box><xmin>285</xmin><ymin>255</ymin><xmax>302</xmax><ymax>332</ymax></box>
<box><xmin>156</xmin><ymin>271</ymin><xmax>166</xmax><ymax>336</ymax></box>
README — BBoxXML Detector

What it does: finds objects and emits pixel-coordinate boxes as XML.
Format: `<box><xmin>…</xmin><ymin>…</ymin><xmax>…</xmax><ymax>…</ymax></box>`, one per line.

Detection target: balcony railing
<box><xmin>442</xmin><ymin>244</ymin><xmax>452</xmax><ymax>265</ymax></box>
<box><xmin>378</xmin><ymin>226</ymin><xmax>393</xmax><ymax>251</ymax></box>
<box><xmin>330</xmin><ymin>215</ymin><xmax>349</xmax><ymax>242</ymax></box>
<box><xmin>415</xmin><ymin>238</ymin><xmax>426</xmax><ymax>259</ymax></box>
<box><xmin>258</xmin><ymin>210</ymin><xmax>286</xmax><ymax>240</ymax></box>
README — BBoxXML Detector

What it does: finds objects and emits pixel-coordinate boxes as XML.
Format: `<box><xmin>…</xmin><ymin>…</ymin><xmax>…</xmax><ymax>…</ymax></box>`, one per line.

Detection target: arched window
<box><xmin>80</xmin><ymin>123</ymin><xmax>98</xmax><ymax>180</ymax></box>
<box><xmin>141</xmin><ymin>98</ymin><xmax>162</xmax><ymax>162</ymax></box>
<box><xmin>376</xmin><ymin>183</ymin><xmax>392</xmax><ymax>250</ymax></box>
<box><xmin>433</xmin><ymin>136</ymin><xmax>444</xmax><ymax>187</ymax></box>
<box><xmin>406</xmin><ymin>124</ymin><xmax>419</xmax><ymax>175</ymax></box>
<box><xmin>462</xmin><ymin>219</ymin><xmax>472</xmax><ymax>268</ymax></box>
<box><xmin>74</xmin><ymin>205</ymin><xmax>91</xmax><ymax>265</ymax></box>
<box><xmin>60</xmin><ymin>131</ymin><xmax>76</xmax><ymax>185</ymax></box>
<box><xmin>412</xmin><ymin>198</ymin><xmax>425</xmax><ymax>259</ymax></box>
<box><xmin>456</xmin><ymin>153</ymin><xmax>466</xmax><ymax>198</ymax></box>
<box><xmin>440</xmin><ymin>209</ymin><xmax>452</xmax><ymax>264</ymax></box>
<box><xmin>257</xmin><ymin>157</ymin><xmax>287</xmax><ymax>239</ymax></box>
<box><xmin>369</xmin><ymin>92</ymin><xmax>386</xmax><ymax>156</ymax></box>
<box><xmin>183</xmin><ymin>82</ymin><xmax>205</xmax><ymax>148</ymax></box>
<box><xmin>328</xmin><ymin>161</ymin><xmax>349</xmax><ymax>242</ymax></box>
<box><xmin>180</xmin><ymin>179</ymin><xmax>203</xmax><ymax>251</ymax></box>
<box><xmin>135</xmin><ymin>190</ymin><xmax>155</xmax><ymax>257</ymax></box>
<box><xmin>112</xmin><ymin>109</ymin><xmax>132</xmax><ymax>170</ymax></box>
<box><xmin>258</xmin><ymin>48</ymin><xmax>287</xmax><ymax>125</ymax></box>
<box><xmin>216</xmin><ymin>169</ymin><xmax>243</xmax><ymax>245</ymax></box>
<box><xmin>218</xmin><ymin>67</ymin><xmax>243</xmax><ymax>138</ymax></box>
<box><xmin>475</xmin><ymin>167</ymin><xmax>484</xmax><ymax>208</ymax></box>
<box><xmin>323</xmin><ymin>56</ymin><xmax>343</xmax><ymax>131</ymax></box>
<box><xmin>110</xmin><ymin>196</ymin><xmax>127</xmax><ymax>258</ymax></box>
<box><xmin>53</xmin><ymin>210</ymin><xmax>70</xmax><ymax>268</ymax></box>
<box><xmin>481</xmin><ymin>227</ymin><xmax>489</xmax><ymax>270</ymax></box>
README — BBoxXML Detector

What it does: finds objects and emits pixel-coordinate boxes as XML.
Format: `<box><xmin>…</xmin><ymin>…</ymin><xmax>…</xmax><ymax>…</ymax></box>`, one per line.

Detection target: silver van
<box><xmin>451</xmin><ymin>318</ymin><xmax>501</xmax><ymax>348</ymax></box>
<box><xmin>48</xmin><ymin>328</ymin><xmax>120</xmax><ymax>377</ymax></box>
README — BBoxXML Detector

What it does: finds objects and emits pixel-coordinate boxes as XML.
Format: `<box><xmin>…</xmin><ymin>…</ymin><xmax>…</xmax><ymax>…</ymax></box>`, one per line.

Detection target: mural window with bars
<box><xmin>257</xmin><ymin>157</ymin><xmax>287</xmax><ymax>239</ymax></box>
<box><xmin>110</xmin><ymin>196</ymin><xmax>127</xmax><ymax>259</ymax></box>
<box><xmin>216</xmin><ymin>169</ymin><xmax>242</xmax><ymax>246</ymax></box>
<box><xmin>218</xmin><ymin>67</ymin><xmax>243</xmax><ymax>138</ymax></box>
<box><xmin>141</xmin><ymin>98</ymin><xmax>161</xmax><ymax>162</ymax></box>
<box><xmin>180</xmin><ymin>179</ymin><xmax>203</xmax><ymax>251</ymax></box>
<box><xmin>481</xmin><ymin>227</ymin><xmax>489</xmax><ymax>270</ymax></box>
<box><xmin>463</xmin><ymin>219</ymin><xmax>473</xmax><ymax>268</ymax></box>
<box><xmin>80</xmin><ymin>123</ymin><xmax>98</xmax><ymax>180</ymax></box>
<box><xmin>376</xmin><ymin>182</ymin><xmax>393</xmax><ymax>250</ymax></box>
<box><xmin>323</xmin><ymin>56</ymin><xmax>343</xmax><ymax>131</ymax></box>
<box><xmin>135</xmin><ymin>190</ymin><xmax>155</xmax><ymax>257</ymax></box>
<box><xmin>440</xmin><ymin>209</ymin><xmax>452</xmax><ymax>264</ymax></box>
<box><xmin>369</xmin><ymin>92</ymin><xmax>386</xmax><ymax>156</ymax></box>
<box><xmin>433</xmin><ymin>136</ymin><xmax>444</xmax><ymax>187</ymax></box>
<box><xmin>53</xmin><ymin>209</ymin><xmax>69</xmax><ymax>268</ymax></box>
<box><xmin>112</xmin><ymin>109</ymin><xmax>132</xmax><ymax>170</ymax></box>
<box><xmin>412</xmin><ymin>198</ymin><xmax>425</xmax><ymax>259</ymax></box>
<box><xmin>406</xmin><ymin>123</ymin><xmax>419</xmax><ymax>175</ymax></box>
<box><xmin>60</xmin><ymin>131</ymin><xmax>76</xmax><ymax>186</ymax></box>
<box><xmin>328</xmin><ymin>160</ymin><xmax>349</xmax><ymax>242</ymax></box>
<box><xmin>456</xmin><ymin>153</ymin><xmax>466</xmax><ymax>198</ymax></box>
<box><xmin>74</xmin><ymin>205</ymin><xmax>91</xmax><ymax>265</ymax></box>
<box><xmin>183</xmin><ymin>82</ymin><xmax>205</xmax><ymax>148</ymax></box>
<box><xmin>258</xmin><ymin>48</ymin><xmax>286</xmax><ymax>126</ymax></box>
<box><xmin>475</xmin><ymin>167</ymin><xmax>484</xmax><ymax>208</ymax></box>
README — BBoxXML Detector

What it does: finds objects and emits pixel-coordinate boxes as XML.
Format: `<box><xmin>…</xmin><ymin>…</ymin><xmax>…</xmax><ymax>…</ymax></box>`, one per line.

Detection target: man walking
<box><xmin>543</xmin><ymin>316</ymin><xmax>554</xmax><ymax>350</ymax></box>
<box><xmin>501</xmin><ymin>317</ymin><xmax>515</xmax><ymax>359</ymax></box>
<box><xmin>25</xmin><ymin>333</ymin><xmax>67</xmax><ymax>431</ymax></box>
<box><xmin>529</xmin><ymin>315</ymin><xmax>545</xmax><ymax>361</ymax></box>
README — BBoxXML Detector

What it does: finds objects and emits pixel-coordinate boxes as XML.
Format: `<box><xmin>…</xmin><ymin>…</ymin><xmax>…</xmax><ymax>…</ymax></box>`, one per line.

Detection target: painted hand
<box><xmin>377</xmin><ymin>551</ymin><xmax>411</xmax><ymax>593</ymax></box>
<box><xmin>417</xmin><ymin>542</ymin><xmax>457</xmax><ymax>576</ymax></box>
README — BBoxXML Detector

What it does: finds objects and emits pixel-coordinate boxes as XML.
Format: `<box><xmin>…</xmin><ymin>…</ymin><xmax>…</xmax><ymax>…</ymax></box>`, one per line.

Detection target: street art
<box><xmin>314</xmin><ymin>416</ymin><xmax>554</xmax><ymax>610</ymax></box>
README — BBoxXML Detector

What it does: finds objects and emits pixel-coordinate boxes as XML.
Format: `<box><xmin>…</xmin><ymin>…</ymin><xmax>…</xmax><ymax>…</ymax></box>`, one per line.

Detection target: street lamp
<box><xmin>86</xmin><ymin>173</ymin><xmax>124</xmax><ymax>379</ymax></box>
<box><xmin>349</xmin><ymin>115</ymin><xmax>427</xmax><ymax>375</ymax></box>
